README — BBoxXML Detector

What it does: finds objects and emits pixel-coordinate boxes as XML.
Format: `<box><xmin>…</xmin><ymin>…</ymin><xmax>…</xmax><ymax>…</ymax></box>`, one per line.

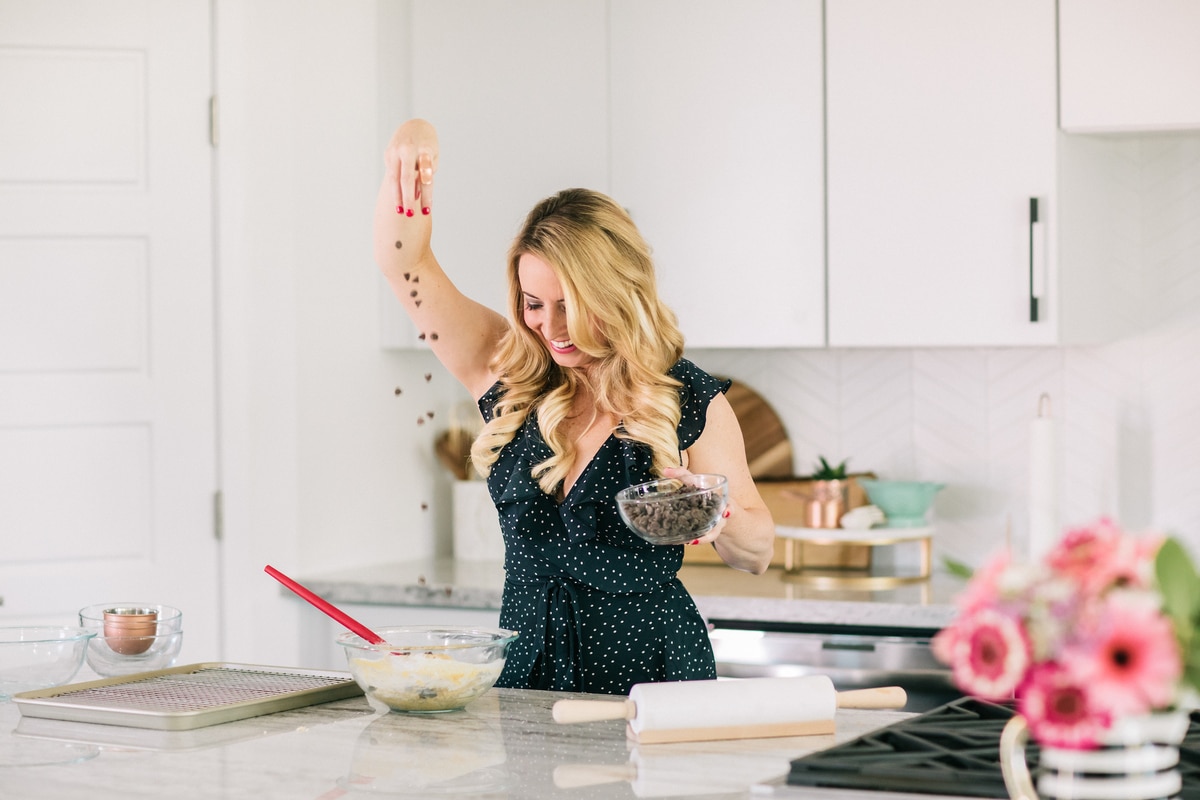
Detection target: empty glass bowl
<box><xmin>616</xmin><ymin>473</ymin><xmax>729</xmax><ymax>545</ymax></box>
<box><xmin>338</xmin><ymin>626</ymin><xmax>517</xmax><ymax>713</ymax></box>
<box><xmin>78</xmin><ymin>603</ymin><xmax>184</xmax><ymax>676</ymax></box>
<box><xmin>0</xmin><ymin>626</ymin><xmax>95</xmax><ymax>700</ymax></box>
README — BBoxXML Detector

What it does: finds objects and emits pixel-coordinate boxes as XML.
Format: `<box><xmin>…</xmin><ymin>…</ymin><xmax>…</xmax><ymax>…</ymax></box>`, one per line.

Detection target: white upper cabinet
<box><xmin>609</xmin><ymin>0</ymin><xmax>826</xmax><ymax>349</ymax></box>
<box><xmin>380</xmin><ymin>0</ymin><xmax>610</xmax><ymax>348</ymax></box>
<box><xmin>1060</xmin><ymin>0</ymin><xmax>1200</xmax><ymax>133</ymax></box>
<box><xmin>826</xmin><ymin>0</ymin><xmax>1062</xmax><ymax>347</ymax></box>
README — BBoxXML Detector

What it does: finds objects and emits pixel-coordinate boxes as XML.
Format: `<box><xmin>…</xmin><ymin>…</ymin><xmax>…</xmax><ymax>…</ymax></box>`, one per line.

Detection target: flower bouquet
<box><xmin>933</xmin><ymin>518</ymin><xmax>1200</xmax><ymax>749</ymax></box>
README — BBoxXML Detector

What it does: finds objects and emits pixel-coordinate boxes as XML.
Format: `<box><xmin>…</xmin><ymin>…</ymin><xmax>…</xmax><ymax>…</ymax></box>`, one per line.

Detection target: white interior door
<box><xmin>0</xmin><ymin>0</ymin><xmax>219</xmax><ymax>661</ymax></box>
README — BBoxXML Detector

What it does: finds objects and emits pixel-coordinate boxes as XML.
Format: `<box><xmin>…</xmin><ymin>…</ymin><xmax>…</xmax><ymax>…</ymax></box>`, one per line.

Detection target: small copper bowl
<box><xmin>102</xmin><ymin>607</ymin><xmax>159</xmax><ymax>655</ymax></box>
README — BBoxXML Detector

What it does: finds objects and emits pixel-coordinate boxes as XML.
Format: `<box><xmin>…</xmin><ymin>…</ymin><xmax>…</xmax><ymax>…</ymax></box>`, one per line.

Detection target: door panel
<box><xmin>0</xmin><ymin>0</ymin><xmax>219</xmax><ymax>662</ymax></box>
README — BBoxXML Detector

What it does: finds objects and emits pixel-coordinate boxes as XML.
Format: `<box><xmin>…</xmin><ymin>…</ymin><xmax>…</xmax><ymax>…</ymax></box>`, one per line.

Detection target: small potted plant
<box><xmin>806</xmin><ymin>456</ymin><xmax>848</xmax><ymax>528</ymax></box>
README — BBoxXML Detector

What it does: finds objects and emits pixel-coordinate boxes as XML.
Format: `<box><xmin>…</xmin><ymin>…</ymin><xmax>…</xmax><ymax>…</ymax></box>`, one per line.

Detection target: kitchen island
<box><xmin>2</xmin><ymin>682</ymin><xmax>927</xmax><ymax>799</ymax></box>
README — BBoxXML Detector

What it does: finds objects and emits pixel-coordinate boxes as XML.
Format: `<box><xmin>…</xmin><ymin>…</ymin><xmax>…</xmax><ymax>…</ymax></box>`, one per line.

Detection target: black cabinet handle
<box><xmin>1029</xmin><ymin>197</ymin><xmax>1041</xmax><ymax>322</ymax></box>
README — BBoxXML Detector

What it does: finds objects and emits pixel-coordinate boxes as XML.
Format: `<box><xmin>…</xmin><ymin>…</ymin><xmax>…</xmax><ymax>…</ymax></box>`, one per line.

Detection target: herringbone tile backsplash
<box><xmin>693</xmin><ymin>133</ymin><xmax>1200</xmax><ymax>571</ymax></box>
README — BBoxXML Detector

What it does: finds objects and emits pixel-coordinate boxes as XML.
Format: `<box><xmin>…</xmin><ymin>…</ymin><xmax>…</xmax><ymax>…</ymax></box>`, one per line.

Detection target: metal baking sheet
<box><xmin>12</xmin><ymin>662</ymin><xmax>364</xmax><ymax>731</ymax></box>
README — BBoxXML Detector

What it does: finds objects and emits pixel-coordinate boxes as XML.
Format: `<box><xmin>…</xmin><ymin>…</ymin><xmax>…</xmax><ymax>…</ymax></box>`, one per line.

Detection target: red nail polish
<box><xmin>689</xmin><ymin>539</ymin><xmax>700</xmax><ymax>546</ymax></box>
<box><xmin>406</xmin><ymin>208</ymin><xmax>414</xmax><ymax>217</ymax></box>
<box><xmin>723</xmin><ymin>509</ymin><xmax>731</xmax><ymax>518</ymax></box>
<box><xmin>422</xmin><ymin>207</ymin><xmax>431</xmax><ymax>215</ymax></box>
<box><xmin>397</xmin><ymin>205</ymin><xmax>404</xmax><ymax>214</ymax></box>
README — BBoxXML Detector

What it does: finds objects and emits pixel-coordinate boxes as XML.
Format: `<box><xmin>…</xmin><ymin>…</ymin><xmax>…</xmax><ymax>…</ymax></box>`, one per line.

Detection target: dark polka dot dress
<box><xmin>478</xmin><ymin>358</ymin><xmax>729</xmax><ymax>696</ymax></box>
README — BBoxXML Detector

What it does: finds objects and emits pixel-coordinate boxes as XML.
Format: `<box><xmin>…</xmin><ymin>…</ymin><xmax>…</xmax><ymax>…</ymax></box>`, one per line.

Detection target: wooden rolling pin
<box><xmin>552</xmin><ymin>675</ymin><xmax>906</xmax><ymax>744</ymax></box>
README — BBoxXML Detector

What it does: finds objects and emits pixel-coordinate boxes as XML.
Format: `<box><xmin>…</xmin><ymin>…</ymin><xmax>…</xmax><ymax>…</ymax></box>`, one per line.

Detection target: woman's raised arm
<box><xmin>373</xmin><ymin>119</ymin><xmax>508</xmax><ymax>399</ymax></box>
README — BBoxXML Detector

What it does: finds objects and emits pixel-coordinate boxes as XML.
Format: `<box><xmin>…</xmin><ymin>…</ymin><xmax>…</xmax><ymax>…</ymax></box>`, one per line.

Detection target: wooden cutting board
<box><xmin>722</xmin><ymin>379</ymin><xmax>793</xmax><ymax>479</ymax></box>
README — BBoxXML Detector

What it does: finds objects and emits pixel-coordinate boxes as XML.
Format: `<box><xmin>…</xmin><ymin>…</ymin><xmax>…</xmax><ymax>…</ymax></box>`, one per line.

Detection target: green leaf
<box><xmin>1186</xmin><ymin>641</ymin><xmax>1200</xmax><ymax>693</ymax></box>
<box><xmin>812</xmin><ymin>456</ymin><xmax>848</xmax><ymax>480</ymax></box>
<box><xmin>942</xmin><ymin>556</ymin><xmax>974</xmax><ymax>580</ymax></box>
<box><xmin>1156</xmin><ymin>537</ymin><xmax>1200</xmax><ymax>624</ymax></box>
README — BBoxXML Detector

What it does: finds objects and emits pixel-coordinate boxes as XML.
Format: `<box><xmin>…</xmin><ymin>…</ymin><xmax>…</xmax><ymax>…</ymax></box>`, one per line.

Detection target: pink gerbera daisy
<box><xmin>1067</xmin><ymin>593</ymin><xmax>1182</xmax><ymax>717</ymax></box>
<box><xmin>945</xmin><ymin>608</ymin><xmax>1030</xmax><ymax>701</ymax></box>
<box><xmin>1045</xmin><ymin>517</ymin><xmax>1125</xmax><ymax>595</ymax></box>
<box><xmin>955</xmin><ymin>548</ymin><xmax>1012</xmax><ymax>615</ymax></box>
<box><xmin>1018</xmin><ymin>661</ymin><xmax>1111</xmax><ymax>749</ymax></box>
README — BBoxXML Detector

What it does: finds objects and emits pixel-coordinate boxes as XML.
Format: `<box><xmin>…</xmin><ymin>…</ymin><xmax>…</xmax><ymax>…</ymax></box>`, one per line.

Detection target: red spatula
<box><xmin>264</xmin><ymin>564</ymin><xmax>386</xmax><ymax>645</ymax></box>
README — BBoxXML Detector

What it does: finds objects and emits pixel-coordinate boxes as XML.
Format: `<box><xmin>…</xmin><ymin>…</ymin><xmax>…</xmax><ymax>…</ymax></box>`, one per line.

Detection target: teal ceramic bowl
<box><xmin>858</xmin><ymin>480</ymin><xmax>944</xmax><ymax>527</ymax></box>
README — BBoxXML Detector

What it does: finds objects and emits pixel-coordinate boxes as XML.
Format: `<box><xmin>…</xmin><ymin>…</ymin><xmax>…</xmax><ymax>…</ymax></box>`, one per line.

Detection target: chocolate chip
<box><xmin>403</xmin><ymin>272</ymin><xmax>411</xmax><ymax>281</ymax></box>
<box><xmin>416</xmin><ymin>417</ymin><xmax>425</xmax><ymax>425</ymax></box>
<box><xmin>420</xmin><ymin>502</ymin><xmax>428</xmax><ymax>511</ymax></box>
<box><xmin>429</xmin><ymin>332</ymin><xmax>439</xmax><ymax>341</ymax></box>
<box><xmin>394</xmin><ymin>240</ymin><xmax>402</xmax><ymax>249</ymax></box>
<box><xmin>415</xmin><ymin>300</ymin><xmax>422</xmax><ymax>307</ymax></box>
<box><xmin>426</xmin><ymin>411</ymin><xmax>434</xmax><ymax>418</ymax></box>
<box><xmin>393</xmin><ymin>387</ymin><xmax>402</xmax><ymax>396</ymax></box>
<box><xmin>412</xmin><ymin>276</ymin><xmax>419</xmax><ymax>283</ymax></box>
<box><xmin>409</xmin><ymin>290</ymin><xmax>418</xmax><ymax>298</ymax></box>
<box><xmin>424</xmin><ymin>373</ymin><xmax>432</xmax><ymax>382</ymax></box>
<box><xmin>418</xmin><ymin>332</ymin><xmax>426</xmax><ymax>340</ymax></box>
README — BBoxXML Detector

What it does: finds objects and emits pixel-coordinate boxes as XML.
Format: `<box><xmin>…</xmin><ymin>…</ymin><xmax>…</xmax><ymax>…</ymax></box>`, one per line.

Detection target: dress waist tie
<box><xmin>532</xmin><ymin>575</ymin><xmax>585</xmax><ymax>692</ymax></box>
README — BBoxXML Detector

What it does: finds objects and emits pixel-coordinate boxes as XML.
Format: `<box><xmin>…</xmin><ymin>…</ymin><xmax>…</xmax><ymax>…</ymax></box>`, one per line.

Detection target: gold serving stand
<box><xmin>776</xmin><ymin>525</ymin><xmax>934</xmax><ymax>590</ymax></box>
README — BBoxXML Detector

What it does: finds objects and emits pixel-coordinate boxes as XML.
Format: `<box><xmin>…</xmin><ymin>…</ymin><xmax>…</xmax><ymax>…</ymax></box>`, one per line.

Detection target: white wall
<box><xmin>215</xmin><ymin>0</ymin><xmax>469</xmax><ymax>665</ymax></box>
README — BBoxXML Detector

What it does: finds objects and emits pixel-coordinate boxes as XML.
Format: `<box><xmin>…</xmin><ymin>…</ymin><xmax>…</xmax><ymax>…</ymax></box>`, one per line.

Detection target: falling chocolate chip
<box><xmin>426</xmin><ymin>411</ymin><xmax>434</xmax><ymax>419</ymax></box>
<box><xmin>412</xmin><ymin>276</ymin><xmax>419</xmax><ymax>283</ymax></box>
<box><xmin>415</xmin><ymin>300</ymin><xmax>422</xmax><ymax>307</ymax></box>
<box><xmin>418</xmin><ymin>332</ymin><xmax>426</xmax><ymax>340</ymax></box>
<box><xmin>420</xmin><ymin>502</ymin><xmax>428</xmax><ymax>511</ymax></box>
<box><xmin>409</xmin><ymin>290</ymin><xmax>418</xmax><ymax>298</ymax></box>
<box><xmin>429</xmin><ymin>332</ymin><xmax>439</xmax><ymax>341</ymax></box>
<box><xmin>424</xmin><ymin>373</ymin><xmax>432</xmax><ymax>382</ymax></box>
<box><xmin>393</xmin><ymin>387</ymin><xmax>403</xmax><ymax>396</ymax></box>
<box><xmin>394</xmin><ymin>240</ymin><xmax>402</xmax><ymax>249</ymax></box>
<box><xmin>403</xmin><ymin>272</ymin><xmax>411</xmax><ymax>281</ymax></box>
<box><xmin>416</xmin><ymin>417</ymin><xmax>425</xmax><ymax>425</ymax></box>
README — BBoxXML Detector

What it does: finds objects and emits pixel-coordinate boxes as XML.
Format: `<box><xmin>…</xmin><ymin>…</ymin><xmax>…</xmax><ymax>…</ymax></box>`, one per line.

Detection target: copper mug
<box><xmin>804</xmin><ymin>480</ymin><xmax>847</xmax><ymax>529</ymax></box>
<box><xmin>103</xmin><ymin>607</ymin><xmax>159</xmax><ymax>655</ymax></box>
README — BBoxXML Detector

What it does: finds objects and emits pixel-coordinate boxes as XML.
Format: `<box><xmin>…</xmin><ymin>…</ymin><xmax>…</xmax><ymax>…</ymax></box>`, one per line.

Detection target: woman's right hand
<box><xmin>384</xmin><ymin>118</ymin><xmax>439</xmax><ymax>217</ymax></box>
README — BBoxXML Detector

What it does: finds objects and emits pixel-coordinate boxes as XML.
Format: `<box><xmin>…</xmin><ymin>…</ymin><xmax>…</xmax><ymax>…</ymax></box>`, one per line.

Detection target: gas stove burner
<box><xmin>786</xmin><ymin>696</ymin><xmax>1200</xmax><ymax>799</ymax></box>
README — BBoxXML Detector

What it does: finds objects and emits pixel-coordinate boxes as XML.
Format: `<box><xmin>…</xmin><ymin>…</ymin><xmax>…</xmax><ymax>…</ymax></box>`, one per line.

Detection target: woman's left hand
<box><xmin>660</xmin><ymin>466</ymin><xmax>733</xmax><ymax>547</ymax></box>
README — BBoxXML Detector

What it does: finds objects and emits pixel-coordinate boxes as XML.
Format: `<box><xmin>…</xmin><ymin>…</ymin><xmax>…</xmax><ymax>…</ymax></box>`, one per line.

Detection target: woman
<box><xmin>373</xmin><ymin>119</ymin><xmax>775</xmax><ymax>695</ymax></box>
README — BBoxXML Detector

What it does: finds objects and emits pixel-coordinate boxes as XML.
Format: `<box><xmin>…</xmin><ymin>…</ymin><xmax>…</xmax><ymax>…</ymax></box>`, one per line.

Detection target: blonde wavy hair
<box><xmin>470</xmin><ymin>188</ymin><xmax>686</xmax><ymax>494</ymax></box>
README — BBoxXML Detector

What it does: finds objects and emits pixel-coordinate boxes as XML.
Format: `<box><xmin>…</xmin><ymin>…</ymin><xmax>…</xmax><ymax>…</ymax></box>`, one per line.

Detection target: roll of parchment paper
<box><xmin>552</xmin><ymin>675</ymin><xmax>906</xmax><ymax>744</ymax></box>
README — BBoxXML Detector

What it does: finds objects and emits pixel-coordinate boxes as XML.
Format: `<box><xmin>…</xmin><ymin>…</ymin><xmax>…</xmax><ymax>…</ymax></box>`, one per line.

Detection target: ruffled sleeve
<box><xmin>670</xmin><ymin>359</ymin><xmax>730</xmax><ymax>450</ymax></box>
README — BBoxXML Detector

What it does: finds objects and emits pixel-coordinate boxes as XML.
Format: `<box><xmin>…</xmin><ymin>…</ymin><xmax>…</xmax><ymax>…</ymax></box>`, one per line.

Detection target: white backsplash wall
<box><xmin>691</xmin><ymin>132</ymin><xmax>1200</xmax><ymax>571</ymax></box>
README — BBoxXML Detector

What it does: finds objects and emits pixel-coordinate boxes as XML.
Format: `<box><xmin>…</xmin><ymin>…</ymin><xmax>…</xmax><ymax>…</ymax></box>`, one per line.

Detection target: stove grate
<box><xmin>787</xmin><ymin>697</ymin><xmax>1200</xmax><ymax>799</ymax></box>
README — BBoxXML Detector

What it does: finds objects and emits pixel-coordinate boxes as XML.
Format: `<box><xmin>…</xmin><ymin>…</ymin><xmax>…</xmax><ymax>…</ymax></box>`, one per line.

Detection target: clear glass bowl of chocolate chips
<box><xmin>616</xmin><ymin>473</ymin><xmax>729</xmax><ymax>545</ymax></box>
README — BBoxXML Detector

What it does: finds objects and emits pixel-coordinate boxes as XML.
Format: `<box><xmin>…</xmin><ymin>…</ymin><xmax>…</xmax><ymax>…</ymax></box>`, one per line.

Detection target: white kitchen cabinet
<box><xmin>1060</xmin><ymin>0</ymin><xmax>1200</xmax><ymax>133</ymax></box>
<box><xmin>609</xmin><ymin>0</ymin><xmax>826</xmax><ymax>348</ymax></box>
<box><xmin>379</xmin><ymin>0</ymin><xmax>610</xmax><ymax>348</ymax></box>
<box><xmin>826</xmin><ymin>0</ymin><xmax>1136</xmax><ymax>348</ymax></box>
<box><xmin>383</xmin><ymin>0</ymin><xmax>826</xmax><ymax>350</ymax></box>
<box><xmin>827</xmin><ymin>0</ymin><xmax>1064</xmax><ymax>347</ymax></box>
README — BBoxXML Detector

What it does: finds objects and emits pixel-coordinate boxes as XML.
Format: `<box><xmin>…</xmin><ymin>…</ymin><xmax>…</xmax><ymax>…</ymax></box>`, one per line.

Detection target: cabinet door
<box><xmin>826</xmin><ymin>0</ymin><xmax>1058</xmax><ymax>347</ymax></box>
<box><xmin>1060</xmin><ymin>0</ymin><xmax>1200</xmax><ymax>133</ymax></box>
<box><xmin>610</xmin><ymin>0</ymin><xmax>825</xmax><ymax>348</ymax></box>
<box><xmin>381</xmin><ymin>0</ymin><xmax>610</xmax><ymax>348</ymax></box>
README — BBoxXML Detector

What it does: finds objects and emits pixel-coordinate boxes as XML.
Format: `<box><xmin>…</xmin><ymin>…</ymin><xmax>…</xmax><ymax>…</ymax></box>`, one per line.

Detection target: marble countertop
<box><xmin>297</xmin><ymin>559</ymin><xmax>962</xmax><ymax>631</ymax></box>
<box><xmin>2</xmin><ymin>679</ymin><xmax>954</xmax><ymax>799</ymax></box>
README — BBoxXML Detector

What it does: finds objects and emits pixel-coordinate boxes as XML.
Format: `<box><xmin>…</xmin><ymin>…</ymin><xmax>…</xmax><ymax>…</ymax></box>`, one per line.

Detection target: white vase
<box><xmin>1001</xmin><ymin>709</ymin><xmax>1190</xmax><ymax>800</ymax></box>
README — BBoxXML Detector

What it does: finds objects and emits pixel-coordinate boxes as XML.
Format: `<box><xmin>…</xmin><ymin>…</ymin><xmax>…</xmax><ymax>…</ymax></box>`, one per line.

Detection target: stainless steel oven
<box><xmin>708</xmin><ymin>619</ymin><xmax>960</xmax><ymax>713</ymax></box>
